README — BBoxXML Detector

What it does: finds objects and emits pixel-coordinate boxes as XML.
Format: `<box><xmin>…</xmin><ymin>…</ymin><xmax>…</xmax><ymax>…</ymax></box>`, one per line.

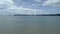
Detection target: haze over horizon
<box><xmin>0</xmin><ymin>0</ymin><xmax>60</xmax><ymax>15</ymax></box>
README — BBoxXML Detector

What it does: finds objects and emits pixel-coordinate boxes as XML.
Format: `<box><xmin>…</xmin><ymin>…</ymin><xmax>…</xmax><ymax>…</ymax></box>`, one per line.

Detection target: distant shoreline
<box><xmin>14</xmin><ymin>14</ymin><xmax>60</xmax><ymax>16</ymax></box>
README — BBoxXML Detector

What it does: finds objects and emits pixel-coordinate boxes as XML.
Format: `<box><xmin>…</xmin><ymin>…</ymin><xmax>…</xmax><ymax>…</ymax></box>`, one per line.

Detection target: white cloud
<box><xmin>32</xmin><ymin>3</ymin><xmax>41</xmax><ymax>7</ymax></box>
<box><xmin>9</xmin><ymin>7</ymin><xmax>42</xmax><ymax>14</ymax></box>
<box><xmin>32</xmin><ymin>4</ymin><xmax>36</xmax><ymax>6</ymax></box>
<box><xmin>0</xmin><ymin>0</ymin><xmax>13</xmax><ymax>4</ymax></box>
<box><xmin>0</xmin><ymin>0</ymin><xmax>43</xmax><ymax>15</ymax></box>
<box><xmin>34</xmin><ymin>0</ymin><xmax>41</xmax><ymax>2</ymax></box>
<box><xmin>43</xmin><ymin>0</ymin><xmax>60</xmax><ymax>7</ymax></box>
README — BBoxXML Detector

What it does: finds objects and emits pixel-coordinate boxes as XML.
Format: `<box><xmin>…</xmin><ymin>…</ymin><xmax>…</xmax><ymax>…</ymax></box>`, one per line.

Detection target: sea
<box><xmin>0</xmin><ymin>16</ymin><xmax>60</xmax><ymax>34</ymax></box>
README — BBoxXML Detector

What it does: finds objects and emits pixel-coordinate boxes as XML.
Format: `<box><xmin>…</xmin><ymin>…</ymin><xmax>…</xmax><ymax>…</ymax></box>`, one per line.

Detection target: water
<box><xmin>0</xmin><ymin>16</ymin><xmax>60</xmax><ymax>34</ymax></box>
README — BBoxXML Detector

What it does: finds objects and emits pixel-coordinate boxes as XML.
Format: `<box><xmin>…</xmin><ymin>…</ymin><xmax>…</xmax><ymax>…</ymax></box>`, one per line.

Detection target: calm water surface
<box><xmin>0</xmin><ymin>16</ymin><xmax>60</xmax><ymax>34</ymax></box>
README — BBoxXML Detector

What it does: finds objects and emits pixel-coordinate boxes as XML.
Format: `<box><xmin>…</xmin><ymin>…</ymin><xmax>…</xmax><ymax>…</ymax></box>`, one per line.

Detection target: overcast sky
<box><xmin>0</xmin><ymin>0</ymin><xmax>60</xmax><ymax>15</ymax></box>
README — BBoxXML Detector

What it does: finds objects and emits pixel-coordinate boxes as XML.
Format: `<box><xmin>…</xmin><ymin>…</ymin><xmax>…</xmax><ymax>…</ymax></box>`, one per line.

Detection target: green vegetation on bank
<box><xmin>14</xmin><ymin>14</ymin><xmax>60</xmax><ymax>16</ymax></box>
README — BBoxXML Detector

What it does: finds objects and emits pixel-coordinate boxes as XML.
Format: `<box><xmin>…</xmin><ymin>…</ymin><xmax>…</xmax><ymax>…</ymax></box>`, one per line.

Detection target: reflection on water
<box><xmin>0</xmin><ymin>16</ymin><xmax>60</xmax><ymax>34</ymax></box>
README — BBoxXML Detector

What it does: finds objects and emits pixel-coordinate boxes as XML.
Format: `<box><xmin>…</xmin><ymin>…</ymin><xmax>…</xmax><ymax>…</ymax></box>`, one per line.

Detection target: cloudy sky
<box><xmin>0</xmin><ymin>0</ymin><xmax>60</xmax><ymax>15</ymax></box>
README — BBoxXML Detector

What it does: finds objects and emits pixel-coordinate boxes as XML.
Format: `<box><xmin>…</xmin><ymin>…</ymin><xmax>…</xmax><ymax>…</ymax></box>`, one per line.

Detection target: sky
<box><xmin>0</xmin><ymin>0</ymin><xmax>60</xmax><ymax>15</ymax></box>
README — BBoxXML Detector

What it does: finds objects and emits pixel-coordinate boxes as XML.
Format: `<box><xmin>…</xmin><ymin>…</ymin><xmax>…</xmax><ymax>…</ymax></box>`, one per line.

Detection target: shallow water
<box><xmin>0</xmin><ymin>16</ymin><xmax>60</xmax><ymax>34</ymax></box>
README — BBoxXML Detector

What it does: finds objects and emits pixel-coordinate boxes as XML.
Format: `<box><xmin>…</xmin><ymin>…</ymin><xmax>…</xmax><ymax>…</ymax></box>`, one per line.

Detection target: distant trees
<box><xmin>14</xmin><ymin>14</ymin><xmax>60</xmax><ymax>16</ymax></box>
<box><xmin>56</xmin><ymin>14</ymin><xmax>60</xmax><ymax>16</ymax></box>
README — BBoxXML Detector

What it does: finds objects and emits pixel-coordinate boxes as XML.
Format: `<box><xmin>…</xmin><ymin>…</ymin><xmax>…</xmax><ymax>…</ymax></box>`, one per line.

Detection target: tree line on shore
<box><xmin>14</xmin><ymin>14</ymin><xmax>60</xmax><ymax>16</ymax></box>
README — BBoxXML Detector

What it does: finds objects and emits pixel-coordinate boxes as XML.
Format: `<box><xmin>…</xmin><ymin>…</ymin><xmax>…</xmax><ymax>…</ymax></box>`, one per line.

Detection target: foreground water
<box><xmin>0</xmin><ymin>16</ymin><xmax>60</xmax><ymax>34</ymax></box>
